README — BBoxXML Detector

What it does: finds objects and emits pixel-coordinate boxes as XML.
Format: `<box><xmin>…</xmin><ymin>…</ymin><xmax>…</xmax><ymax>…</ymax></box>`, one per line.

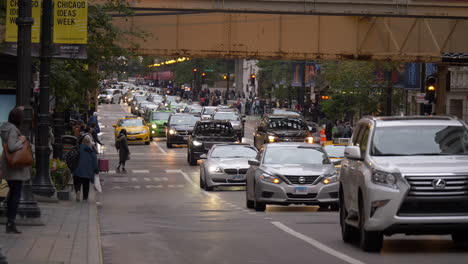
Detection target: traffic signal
<box><xmin>201</xmin><ymin>72</ymin><xmax>207</xmax><ymax>84</ymax></box>
<box><xmin>250</xmin><ymin>74</ymin><xmax>256</xmax><ymax>86</ymax></box>
<box><xmin>193</xmin><ymin>68</ymin><xmax>198</xmax><ymax>81</ymax></box>
<box><xmin>425</xmin><ymin>75</ymin><xmax>437</xmax><ymax>103</ymax></box>
<box><xmin>321</xmin><ymin>95</ymin><xmax>332</xmax><ymax>100</ymax></box>
<box><xmin>223</xmin><ymin>75</ymin><xmax>229</xmax><ymax>80</ymax></box>
<box><xmin>193</xmin><ymin>68</ymin><xmax>198</xmax><ymax>72</ymax></box>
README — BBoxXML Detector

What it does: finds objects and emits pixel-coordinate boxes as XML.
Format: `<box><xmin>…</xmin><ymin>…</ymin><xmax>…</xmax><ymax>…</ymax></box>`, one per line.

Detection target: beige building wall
<box><xmin>447</xmin><ymin>67</ymin><xmax>468</xmax><ymax>124</ymax></box>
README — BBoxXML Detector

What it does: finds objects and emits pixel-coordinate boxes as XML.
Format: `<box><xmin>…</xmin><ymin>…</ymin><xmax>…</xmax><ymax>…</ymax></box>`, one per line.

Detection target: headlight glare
<box><xmin>193</xmin><ymin>140</ymin><xmax>202</xmax><ymax>146</ymax></box>
<box><xmin>322</xmin><ymin>174</ymin><xmax>338</xmax><ymax>184</ymax></box>
<box><xmin>152</xmin><ymin>124</ymin><xmax>157</xmax><ymax>129</ymax></box>
<box><xmin>209</xmin><ymin>166</ymin><xmax>223</xmax><ymax>173</ymax></box>
<box><xmin>267</xmin><ymin>135</ymin><xmax>277</xmax><ymax>143</ymax></box>
<box><xmin>260</xmin><ymin>174</ymin><xmax>282</xmax><ymax>184</ymax></box>
<box><xmin>306</xmin><ymin>136</ymin><xmax>314</xmax><ymax>144</ymax></box>
<box><xmin>169</xmin><ymin>129</ymin><xmax>176</xmax><ymax>135</ymax></box>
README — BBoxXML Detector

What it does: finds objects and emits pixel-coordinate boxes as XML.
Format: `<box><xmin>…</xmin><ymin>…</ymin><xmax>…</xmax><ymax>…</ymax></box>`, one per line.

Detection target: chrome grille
<box><xmin>224</xmin><ymin>168</ymin><xmax>249</xmax><ymax>175</ymax></box>
<box><xmin>176</xmin><ymin>130</ymin><xmax>190</xmax><ymax>135</ymax></box>
<box><xmin>405</xmin><ymin>175</ymin><xmax>468</xmax><ymax>197</ymax></box>
<box><xmin>284</xmin><ymin>175</ymin><xmax>320</xmax><ymax>185</ymax></box>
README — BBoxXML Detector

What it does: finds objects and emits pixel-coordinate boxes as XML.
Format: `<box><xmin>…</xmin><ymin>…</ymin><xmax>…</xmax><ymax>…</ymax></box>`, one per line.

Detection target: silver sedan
<box><xmin>246</xmin><ymin>143</ymin><xmax>339</xmax><ymax>211</ymax></box>
<box><xmin>199</xmin><ymin>144</ymin><xmax>258</xmax><ymax>191</ymax></box>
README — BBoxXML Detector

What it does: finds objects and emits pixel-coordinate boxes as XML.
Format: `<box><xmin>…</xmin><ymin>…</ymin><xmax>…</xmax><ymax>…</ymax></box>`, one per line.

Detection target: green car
<box><xmin>144</xmin><ymin>110</ymin><xmax>175</xmax><ymax>138</ymax></box>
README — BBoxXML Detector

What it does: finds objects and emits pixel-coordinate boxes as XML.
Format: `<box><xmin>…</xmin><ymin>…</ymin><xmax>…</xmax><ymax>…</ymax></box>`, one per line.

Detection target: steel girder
<box><xmin>114</xmin><ymin>13</ymin><xmax>468</xmax><ymax>62</ymax></box>
<box><xmin>105</xmin><ymin>0</ymin><xmax>468</xmax><ymax>19</ymax></box>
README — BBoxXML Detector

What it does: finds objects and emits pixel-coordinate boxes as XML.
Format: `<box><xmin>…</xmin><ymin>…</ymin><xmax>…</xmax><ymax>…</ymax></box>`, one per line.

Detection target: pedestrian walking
<box><xmin>72</xmin><ymin>136</ymin><xmax>98</xmax><ymax>202</ymax></box>
<box><xmin>0</xmin><ymin>107</ymin><xmax>32</xmax><ymax>234</ymax></box>
<box><xmin>115</xmin><ymin>129</ymin><xmax>130</xmax><ymax>173</ymax></box>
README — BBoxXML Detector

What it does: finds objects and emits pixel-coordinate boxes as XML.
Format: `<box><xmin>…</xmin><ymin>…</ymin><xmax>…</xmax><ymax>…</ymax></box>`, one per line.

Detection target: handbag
<box><xmin>3</xmin><ymin>140</ymin><xmax>34</xmax><ymax>169</ymax></box>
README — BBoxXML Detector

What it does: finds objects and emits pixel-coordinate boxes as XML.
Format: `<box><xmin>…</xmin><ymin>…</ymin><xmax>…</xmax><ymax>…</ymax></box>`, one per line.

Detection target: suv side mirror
<box><xmin>248</xmin><ymin>159</ymin><xmax>260</xmax><ymax>166</ymax></box>
<box><xmin>344</xmin><ymin>146</ymin><xmax>362</xmax><ymax>160</ymax></box>
<box><xmin>200</xmin><ymin>154</ymin><xmax>207</xmax><ymax>159</ymax></box>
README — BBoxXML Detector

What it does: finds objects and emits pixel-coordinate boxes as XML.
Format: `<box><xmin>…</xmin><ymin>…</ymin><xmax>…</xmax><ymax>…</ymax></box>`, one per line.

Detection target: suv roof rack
<box><xmin>362</xmin><ymin>115</ymin><xmax>456</xmax><ymax>122</ymax></box>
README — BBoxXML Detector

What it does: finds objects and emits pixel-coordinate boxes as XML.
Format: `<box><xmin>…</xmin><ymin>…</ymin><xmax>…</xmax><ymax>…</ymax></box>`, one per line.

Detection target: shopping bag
<box><xmin>94</xmin><ymin>174</ymin><xmax>102</xmax><ymax>193</ymax></box>
<box><xmin>98</xmin><ymin>158</ymin><xmax>109</xmax><ymax>172</ymax></box>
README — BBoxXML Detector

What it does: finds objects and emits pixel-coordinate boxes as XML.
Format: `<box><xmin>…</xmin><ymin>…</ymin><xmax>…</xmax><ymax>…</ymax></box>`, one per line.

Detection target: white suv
<box><xmin>339</xmin><ymin>116</ymin><xmax>468</xmax><ymax>252</ymax></box>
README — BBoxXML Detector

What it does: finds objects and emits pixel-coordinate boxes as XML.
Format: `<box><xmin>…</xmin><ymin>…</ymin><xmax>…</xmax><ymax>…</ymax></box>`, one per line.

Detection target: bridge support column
<box><xmin>436</xmin><ymin>65</ymin><xmax>448</xmax><ymax>115</ymax></box>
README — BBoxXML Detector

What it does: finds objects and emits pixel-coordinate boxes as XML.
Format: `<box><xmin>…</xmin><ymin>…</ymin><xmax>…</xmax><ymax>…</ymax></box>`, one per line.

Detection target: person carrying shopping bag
<box><xmin>115</xmin><ymin>129</ymin><xmax>130</xmax><ymax>174</ymax></box>
<box><xmin>0</xmin><ymin>106</ymin><xmax>34</xmax><ymax>234</ymax></box>
<box><xmin>73</xmin><ymin>136</ymin><xmax>98</xmax><ymax>202</ymax></box>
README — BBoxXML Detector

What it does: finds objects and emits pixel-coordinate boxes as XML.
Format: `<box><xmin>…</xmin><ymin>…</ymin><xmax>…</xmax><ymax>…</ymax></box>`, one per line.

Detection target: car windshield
<box><xmin>203</xmin><ymin>108</ymin><xmax>216</xmax><ymax>115</ymax></box>
<box><xmin>100</xmin><ymin>91</ymin><xmax>109</xmax><ymax>95</ymax></box>
<box><xmin>371</xmin><ymin>125</ymin><xmax>468</xmax><ymax>156</ymax></box>
<box><xmin>324</xmin><ymin>145</ymin><xmax>346</xmax><ymax>158</ymax></box>
<box><xmin>119</xmin><ymin>119</ymin><xmax>144</xmax><ymax>127</ymax></box>
<box><xmin>170</xmin><ymin>115</ymin><xmax>200</xmax><ymax>125</ymax></box>
<box><xmin>166</xmin><ymin>96</ymin><xmax>178</xmax><ymax>102</ymax></box>
<box><xmin>273</xmin><ymin>109</ymin><xmax>301</xmax><ymax>116</ymax></box>
<box><xmin>213</xmin><ymin>112</ymin><xmax>239</xmax><ymax>121</ymax></box>
<box><xmin>195</xmin><ymin>123</ymin><xmax>234</xmax><ymax>136</ymax></box>
<box><xmin>134</xmin><ymin>96</ymin><xmax>146</xmax><ymax>102</ymax></box>
<box><xmin>152</xmin><ymin>112</ymin><xmax>172</xmax><ymax>120</ymax></box>
<box><xmin>267</xmin><ymin>118</ymin><xmax>308</xmax><ymax>130</ymax></box>
<box><xmin>211</xmin><ymin>145</ymin><xmax>258</xmax><ymax>158</ymax></box>
<box><xmin>190</xmin><ymin>108</ymin><xmax>202</xmax><ymax>113</ymax></box>
<box><xmin>264</xmin><ymin>147</ymin><xmax>331</xmax><ymax>164</ymax></box>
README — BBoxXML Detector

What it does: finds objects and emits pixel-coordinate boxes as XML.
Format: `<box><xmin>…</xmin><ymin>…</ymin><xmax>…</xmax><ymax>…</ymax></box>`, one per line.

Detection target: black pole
<box><xmin>33</xmin><ymin>0</ymin><xmax>55</xmax><ymax>197</ymax></box>
<box><xmin>300</xmin><ymin>61</ymin><xmax>306</xmax><ymax>113</ymax></box>
<box><xmin>420</xmin><ymin>63</ymin><xmax>426</xmax><ymax>115</ymax></box>
<box><xmin>0</xmin><ymin>0</ymin><xmax>42</xmax><ymax>223</ymax></box>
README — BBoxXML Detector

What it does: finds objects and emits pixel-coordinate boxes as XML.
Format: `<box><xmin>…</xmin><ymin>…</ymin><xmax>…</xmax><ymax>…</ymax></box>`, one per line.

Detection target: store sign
<box><xmin>5</xmin><ymin>0</ymin><xmax>42</xmax><ymax>43</ymax></box>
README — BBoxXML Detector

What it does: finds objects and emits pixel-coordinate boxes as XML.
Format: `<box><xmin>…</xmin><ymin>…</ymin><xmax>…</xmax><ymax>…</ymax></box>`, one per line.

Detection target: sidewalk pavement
<box><xmin>0</xmin><ymin>191</ymin><xmax>102</xmax><ymax>264</ymax></box>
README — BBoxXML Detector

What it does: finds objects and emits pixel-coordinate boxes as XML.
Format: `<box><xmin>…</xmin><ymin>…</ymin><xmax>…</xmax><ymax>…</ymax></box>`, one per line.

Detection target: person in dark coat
<box><xmin>0</xmin><ymin>106</ymin><xmax>31</xmax><ymax>234</ymax></box>
<box><xmin>116</xmin><ymin>129</ymin><xmax>130</xmax><ymax>173</ymax></box>
<box><xmin>72</xmin><ymin>136</ymin><xmax>98</xmax><ymax>202</ymax></box>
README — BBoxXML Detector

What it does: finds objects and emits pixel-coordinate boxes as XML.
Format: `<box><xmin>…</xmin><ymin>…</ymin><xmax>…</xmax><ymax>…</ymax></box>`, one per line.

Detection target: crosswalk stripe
<box><xmin>168</xmin><ymin>185</ymin><xmax>175</xmax><ymax>188</ymax></box>
<box><xmin>153</xmin><ymin>177</ymin><xmax>161</xmax><ymax>181</ymax></box>
<box><xmin>144</xmin><ymin>178</ymin><xmax>151</xmax><ymax>181</ymax></box>
<box><xmin>133</xmin><ymin>170</ymin><xmax>150</xmax><ymax>173</ymax></box>
<box><xmin>131</xmin><ymin>178</ymin><xmax>137</xmax><ymax>182</ymax></box>
<box><xmin>146</xmin><ymin>185</ymin><xmax>163</xmax><ymax>189</ymax></box>
<box><xmin>176</xmin><ymin>185</ymin><xmax>184</xmax><ymax>188</ymax></box>
<box><xmin>162</xmin><ymin>177</ymin><xmax>169</xmax><ymax>181</ymax></box>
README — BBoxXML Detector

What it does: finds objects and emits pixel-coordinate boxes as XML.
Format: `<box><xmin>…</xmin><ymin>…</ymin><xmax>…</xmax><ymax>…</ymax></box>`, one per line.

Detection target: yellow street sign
<box><xmin>5</xmin><ymin>0</ymin><xmax>42</xmax><ymax>43</ymax></box>
<box><xmin>53</xmin><ymin>0</ymin><xmax>88</xmax><ymax>44</ymax></box>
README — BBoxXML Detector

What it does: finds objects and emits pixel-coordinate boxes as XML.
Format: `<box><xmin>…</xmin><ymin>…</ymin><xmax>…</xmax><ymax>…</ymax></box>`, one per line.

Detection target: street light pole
<box><xmin>33</xmin><ymin>0</ymin><xmax>56</xmax><ymax>197</ymax></box>
<box><xmin>0</xmin><ymin>0</ymin><xmax>42</xmax><ymax>223</ymax></box>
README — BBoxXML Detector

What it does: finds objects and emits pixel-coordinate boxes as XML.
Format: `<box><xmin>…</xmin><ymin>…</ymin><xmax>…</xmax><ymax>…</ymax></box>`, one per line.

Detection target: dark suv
<box><xmin>187</xmin><ymin>120</ymin><xmax>238</xmax><ymax>166</ymax></box>
<box><xmin>253</xmin><ymin>115</ymin><xmax>314</xmax><ymax>150</ymax></box>
<box><xmin>166</xmin><ymin>113</ymin><xmax>201</xmax><ymax>148</ymax></box>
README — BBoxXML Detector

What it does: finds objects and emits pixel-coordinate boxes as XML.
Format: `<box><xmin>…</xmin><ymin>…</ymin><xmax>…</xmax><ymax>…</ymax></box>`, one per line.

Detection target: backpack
<box><xmin>64</xmin><ymin>145</ymin><xmax>80</xmax><ymax>171</ymax></box>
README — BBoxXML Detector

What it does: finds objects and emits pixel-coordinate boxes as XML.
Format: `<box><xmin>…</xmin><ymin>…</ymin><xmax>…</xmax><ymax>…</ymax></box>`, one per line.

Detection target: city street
<box><xmin>96</xmin><ymin>103</ymin><xmax>468</xmax><ymax>264</ymax></box>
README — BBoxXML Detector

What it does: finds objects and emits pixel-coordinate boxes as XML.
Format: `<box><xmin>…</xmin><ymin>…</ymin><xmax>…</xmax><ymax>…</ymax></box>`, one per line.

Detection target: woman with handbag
<box><xmin>0</xmin><ymin>106</ymin><xmax>33</xmax><ymax>234</ymax></box>
<box><xmin>115</xmin><ymin>129</ymin><xmax>130</xmax><ymax>174</ymax></box>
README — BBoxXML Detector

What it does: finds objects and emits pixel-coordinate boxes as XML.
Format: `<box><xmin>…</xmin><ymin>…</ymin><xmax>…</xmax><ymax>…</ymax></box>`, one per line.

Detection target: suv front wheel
<box><xmin>358</xmin><ymin>196</ymin><xmax>383</xmax><ymax>252</ymax></box>
<box><xmin>340</xmin><ymin>187</ymin><xmax>359</xmax><ymax>243</ymax></box>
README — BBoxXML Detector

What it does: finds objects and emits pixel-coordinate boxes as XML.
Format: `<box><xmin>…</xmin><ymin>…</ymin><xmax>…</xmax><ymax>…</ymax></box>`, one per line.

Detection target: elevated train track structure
<box><xmin>105</xmin><ymin>0</ymin><xmax>468</xmax><ymax>62</ymax></box>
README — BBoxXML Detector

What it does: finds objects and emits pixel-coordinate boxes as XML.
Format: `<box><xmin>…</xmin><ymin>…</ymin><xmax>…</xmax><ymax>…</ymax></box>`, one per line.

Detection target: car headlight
<box><xmin>306</xmin><ymin>136</ymin><xmax>314</xmax><ymax>144</ymax></box>
<box><xmin>152</xmin><ymin>124</ymin><xmax>157</xmax><ymax>129</ymax></box>
<box><xmin>267</xmin><ymin>135</ymin><xmax>277</xmax><ymax>143</ymax></box>
<box><xmin>169</xmin><ymin>129</ymin><xmax>176</xmax><ymax>135</ymax></box>
<box><xmin>322</xmin><ymin>174</ymin><xmax>338</xmax><ymax>184</ymax></box>
<box><xmin>372</xmin><ymin>170</ymin><xmax>399</xmax><ymax>189</ymax></box>
<box><xmin>260</xmin><ymin>173</ymin><xmax>282</xmax><ymax>184</ymax></box>
<box><xmin>135</xmin><ymin>107</ymin><xmax>138</xmax><ymax>110</ymax></box>
<box><xmin>193</xmin><ymin>140</ymin><xmax>202</xmax><ymax>146</ymax></box>
<box><xmin>209</xmin><ymin>166</ymin><xmax>223</xmax><ymax>173</ymax></box>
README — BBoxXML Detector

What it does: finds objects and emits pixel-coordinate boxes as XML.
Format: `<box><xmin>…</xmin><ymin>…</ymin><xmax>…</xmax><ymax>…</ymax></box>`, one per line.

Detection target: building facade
<box><xmin>447</xmin><ymin>66</ymin><xmax>468</xmax><ymax>124</ymax></box>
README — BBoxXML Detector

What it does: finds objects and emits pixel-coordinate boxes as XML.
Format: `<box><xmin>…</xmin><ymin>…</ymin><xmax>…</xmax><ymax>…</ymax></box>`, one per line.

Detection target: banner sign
<box><xmin>5</xmin><ymin>0</ymin><xmax>42</xmax><ymax>43</ymax></box>
<box><xmin>291</xmin><ymin>62</ymin><xmax>318</xmax><ymax>87</ymax></box>
<box><xmin>53</xmin><ymin>0</ymin><xmax>88</xmax><ymax>59</ymax></box>
<box><xmin>3</xmin><ymin>0</ymin><xmax>88</xmax><ymax>59</ymax></box>
<box><xmin>53</xmin><ymin>0</ymin><xmax>88</xmax><ymax>44</ymax></box>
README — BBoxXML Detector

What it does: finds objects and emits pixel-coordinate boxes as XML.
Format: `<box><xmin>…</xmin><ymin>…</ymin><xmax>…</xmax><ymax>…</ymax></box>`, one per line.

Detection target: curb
<box><xmin>88</xmin><ymin>191</ymin><xmax>103</xmax><ymax>264</ymax></box>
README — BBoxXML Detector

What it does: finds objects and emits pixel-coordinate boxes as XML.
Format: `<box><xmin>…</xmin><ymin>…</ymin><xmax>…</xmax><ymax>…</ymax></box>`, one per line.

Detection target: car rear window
<box><xmin>195</xmin><ymin>122</ymin><xmax>234</xmax><ymax>136</ymax></box>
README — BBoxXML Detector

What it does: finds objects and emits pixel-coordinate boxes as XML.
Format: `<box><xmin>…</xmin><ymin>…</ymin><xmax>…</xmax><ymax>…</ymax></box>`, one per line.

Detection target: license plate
<box><xmin>183</xmin><ymin>136</ymin><xmax>188</xmax><ymax>140</ymax></box>
<box><xmin>128</xmin><ymin>136</ymin><xmax>136</xmax><ymax>140</ymax></box>
<box><xmin>294</xmin><ymin>186</ymin><xmax>308</xmax><ymax>194</ymax></box>
<box><xmin>231</xmin><ymin>175</ymin><xmax>243</xmax><ymax>180</ymax></box>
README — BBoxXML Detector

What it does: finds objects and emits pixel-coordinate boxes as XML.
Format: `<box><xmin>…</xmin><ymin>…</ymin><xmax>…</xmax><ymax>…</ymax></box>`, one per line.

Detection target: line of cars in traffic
<box><xmin>108</xmin><ymin>84</ymin><xmax>468</xmax><ymax>252</ymax></box>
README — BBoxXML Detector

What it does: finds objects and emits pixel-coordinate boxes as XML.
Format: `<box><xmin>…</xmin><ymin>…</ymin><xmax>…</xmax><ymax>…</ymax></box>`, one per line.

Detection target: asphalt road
<box><xmin>96</xmin><ymin>103</ymin><xmax>468</xmax><ymax>264</ymax></box>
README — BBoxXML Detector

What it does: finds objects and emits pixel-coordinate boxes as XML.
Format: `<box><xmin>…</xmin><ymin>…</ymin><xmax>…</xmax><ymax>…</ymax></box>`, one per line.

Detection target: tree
<box><xmin>50</xmin><ymin>0</ymin><xmax>147</xmax><ymax>111</ymax></box>
<box><xmin>257</xmin><ymin>60</ymin><xmax>295</xmax><ymax>102</ymax></box>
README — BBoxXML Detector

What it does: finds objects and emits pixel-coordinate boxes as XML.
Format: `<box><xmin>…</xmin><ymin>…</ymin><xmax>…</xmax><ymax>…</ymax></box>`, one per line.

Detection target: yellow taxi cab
<box><xmin>113</xmin><ymin>116</ymin><xmax>151</xmax><ymax>145</ymax></box>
